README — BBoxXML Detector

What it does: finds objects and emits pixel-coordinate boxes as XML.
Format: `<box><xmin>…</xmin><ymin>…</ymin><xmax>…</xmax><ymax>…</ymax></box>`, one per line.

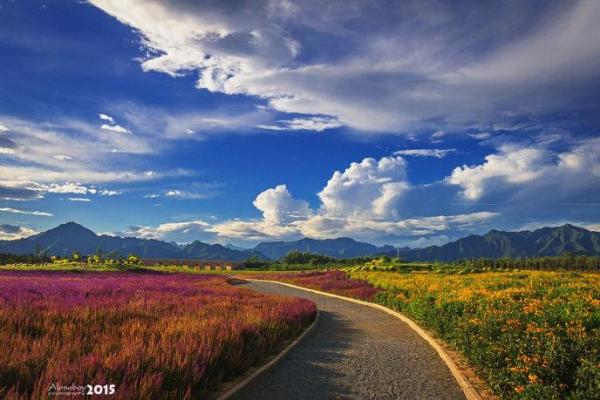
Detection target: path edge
<box><xmin>244</xmin><ymin>278</ymin><xmax>483</xmax><ymax>400</ymax></box>
<box><xmin>215</xmin><ymin>309</ymin><xmax>319</xmax><ymax>400</ymax></box>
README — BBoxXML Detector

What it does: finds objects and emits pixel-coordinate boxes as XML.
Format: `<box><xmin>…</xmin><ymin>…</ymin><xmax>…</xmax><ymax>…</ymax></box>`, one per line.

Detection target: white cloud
<box><xmin>0</xmin><ymin>115</ymin><xmax>183</xmax><ymax>188</ymax></box>
<box><xmin>89</xmin><ymin>1</ymin><xmax>600</xmax><ymax>132</ymax></box>
<box><xmin>319</xmin><ymin>156</ymin><xmax>408</xmax><ymax>218</ymax></box>
<box><xmin>0</xmin><ymin>123</ymin><xmax>8</xmax><ymax>132</ymax></box>
<box><xmin>208</xmin><ymin>155</ymin><xmax>497</xmax><ymax>243</ymax></box>
<box><xmin>43</xmin><ymin>182</ymin><xmax>90</xmax><ymax>195</ymax></box>
<box><xmin>258</xmin><ymin>116</ymin><xmax>342</xmax><ymax>132</ymax></box>
<box><xmin>99</xmin><ymin>189</ymin><xmax>120</xmax><ymax>196</ymax></box>
<box><xmin>100</xmin><ymin>124</ymin><xmax>130</xmax><ymax>133</ymax></box>
<box><xmin>53</xmin><ymin>154</ymin><xmax>73</xmax><ymax>161</ymax></box>
<box><xmin>394</xmin><ymin>148</ymin><xmax>455</xmax><ymax>158</ymax></box>
<box><xmin>447</xmin><ymin>139</ymin><xmax>600</xmax><ymax>202</ymax></box>
<box><xmin>99</xmin><ymin>113</ymin><xmax>115</xmax><ymax>124</ymax></box>
<box><xmin>208</xmin><ymin>219</ymin><xmax>300</xmax><ymax>241</ymax></box>
<box><xmin>0</xmin><ymin>207</ymin><xmax>53</xmax><ymax>217</ymax></box>
<box><xmin>30</xmin><ymin>182</ymin><xmax>121</xmax><ymax>197</ymax></box>
<box><xmin>128</xmin><ymin>220</ymin><xmax>211</xmax><ymax>239</ymax></box>
<box><xmin>164</xmin><ymin>189</ymin><xmax>214</xmax><ymax>200</ymax></box>
<box><xmin>0</xmin><ymin>224</ymin><xmax>37</xmax><ymax>240</ymax></box>
<box><xmin>67</xmin><ymin>197</ymin><xmax>91</xmax><ymax>202</ymax></box>
<box><xmin>254</xmin><ymin>185</ymin><xmax>311</xmax><ymax>223</ymax></box>
<box><xmin>447</xmin><ymin>147</ymin><xmax>548</xmax><ymax>200</ymax></box>
<box><xmin>164</xmin><ymin>183</ymin><xmax>221</xmax><ymax>200</ymax></box>
<box><xmin>298</xmin><ymin>212</ymin><xmax>498</xmax><ymax>240</ymax></box>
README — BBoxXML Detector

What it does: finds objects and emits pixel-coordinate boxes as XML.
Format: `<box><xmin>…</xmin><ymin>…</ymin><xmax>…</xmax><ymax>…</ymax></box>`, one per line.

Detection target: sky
<box><xmin>1</xmin><ymin>0</ymin><xmax>600</xmax><ymax>247</ymax></box>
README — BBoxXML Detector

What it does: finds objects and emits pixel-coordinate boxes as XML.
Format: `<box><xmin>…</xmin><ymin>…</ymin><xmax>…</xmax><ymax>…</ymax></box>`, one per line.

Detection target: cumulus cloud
<box><xmin>108</xmin><ymin>138</ymin><xmax>600</xmax><ymax>246</ymax></box>
<box><xmin>319</xmin><ymin>156</ymin><xmax>408</xmax><ymax>218</ymax></box>
<box><xmin>0</xmin><ymin>207</ymin><xmax>53</xmax><ymax>217</ymax></box>
<box><xmin>0</xmin><ymin>123</ymin><xmax>8</xmax><ymax>132</ymax></box>
<box><xmin>208</xmin><ymin>155</ymin><xmax>498</xmax><ymax>243</ymax></box>
<box><xmin>394</xmin><ymin>148</ymin><xmax>455</xmax><ymax>158</ymax></box>
<box><xmin>0</xmin><ymin>224</ymin><xmax>37</xmax><ymax>240</ymax></box>
<box><xmin>447</xmin><ymin>147</ymin><xmax>549</xmax><ymax>200</ymax></box>
<box><xmin>90</xmin><ymin>0</ymin><xmax>600</xmax><ymax>132</ymax></box>
<box><xmin>447</xmin><ymin>139</ymin><xmax>600</xmax><ymax>203</ymax></box>
<box><xmin>207</xmin><ymin>185</ymin><xmax>310</xmax><ymax>241</ymax></box>
<box><xmin>254</xmin><ymin>185</ymin><xmax>311</xmax><ymax>223</ymax></box>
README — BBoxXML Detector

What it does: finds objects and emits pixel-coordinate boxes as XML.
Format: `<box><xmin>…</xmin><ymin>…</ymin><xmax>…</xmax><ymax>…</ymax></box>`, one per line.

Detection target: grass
<box><xmin>0</xmin><ymin>270</ymin><xmax>316</xmax><ymax>399</ymax></box>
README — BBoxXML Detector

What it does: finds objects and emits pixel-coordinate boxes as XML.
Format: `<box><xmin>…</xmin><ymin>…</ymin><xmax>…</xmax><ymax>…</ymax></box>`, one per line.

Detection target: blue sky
<box><xmin>1</xmin><ymin>0</ymin><xmax>599</xmax><ymax>247</ymax></box>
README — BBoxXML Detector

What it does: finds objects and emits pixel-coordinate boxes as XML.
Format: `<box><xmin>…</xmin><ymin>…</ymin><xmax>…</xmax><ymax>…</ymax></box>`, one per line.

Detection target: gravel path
<box><xmin>234</xmin><ymin>280</ymin><xmax>465</xmax><ymax>400</ymax></box>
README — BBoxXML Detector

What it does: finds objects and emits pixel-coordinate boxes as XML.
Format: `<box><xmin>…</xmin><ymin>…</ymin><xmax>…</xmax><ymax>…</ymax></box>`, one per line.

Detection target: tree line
<box><xmin>451</xmin><ymin>253</ymin><xmax>600</xmax><ymax>272</ymax></box>
<box><xmin>244</xmin><ymin>251</ymin><xmax>600</xmax><ymax>272</ymax></box>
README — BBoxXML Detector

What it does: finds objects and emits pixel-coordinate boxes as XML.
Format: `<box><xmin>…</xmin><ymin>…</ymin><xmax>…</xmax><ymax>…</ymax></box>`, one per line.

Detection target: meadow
<box><xmin>0</xmin><ymin>271</ymin><xmax>316</xmax><ymax>399</ymax></box>
<box><xmin>253</xmin><ymin>269</ymin><xmax>600</xmax><ymax>399</ymax></box>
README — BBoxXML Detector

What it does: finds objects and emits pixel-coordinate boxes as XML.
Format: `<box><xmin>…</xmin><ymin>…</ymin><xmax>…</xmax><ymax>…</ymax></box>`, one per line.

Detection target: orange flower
<box><xmin>528</xmin><ymin>374</ymin><xmax>538</xmax><ymax>384</ymax></box>
<box><xmin>515</xmin><ymin>386</ymin><xmax>525</xmax><ymax>393</ymax></box>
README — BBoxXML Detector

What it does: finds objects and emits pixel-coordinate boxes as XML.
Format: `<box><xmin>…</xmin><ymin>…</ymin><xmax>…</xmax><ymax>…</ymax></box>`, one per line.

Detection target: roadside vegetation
<box><xmin>251</xmin><ymin>267</ymin><xmax>599</xmax><ymax>399</ymax></box>
<box><xmin>2</xmin><ymin>251</ymin><xmax>599</xmax><ymax>399</ymax></box>
<box><xmin>0</xmin><ymin>271</ymin><xmax>316</xmax><ymax>400</ymax></box>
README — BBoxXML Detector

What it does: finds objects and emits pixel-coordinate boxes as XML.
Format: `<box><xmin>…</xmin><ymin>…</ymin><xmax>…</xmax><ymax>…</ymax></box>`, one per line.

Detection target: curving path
<box><xmin>234</xmin><ymin>280</ymin><xmax>465</xmax><ymax>400</ymax></box>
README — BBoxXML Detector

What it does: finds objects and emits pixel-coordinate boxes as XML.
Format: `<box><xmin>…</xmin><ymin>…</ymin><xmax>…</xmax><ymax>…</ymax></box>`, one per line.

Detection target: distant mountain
<box><xmin>387</xmin><ymin>224</ymin><xmax>600</xmax><ymax>261</ymax></box>
<box><xmin>180</xmin><ymin>241</ymin><xmax>262</xmax><ymax>261</ymax></box>
<box><xmin>2</xmin><ymin>222</ymin><xmax>597</xmax><ymax>263</ymax></box>
<box><xmin>0</xmin><ymin>222</ymin><xmax>259</xmax><ymax>261</ymax></box>
<box><xmin>224</xmin><ymin>243</ymin><xmax>248</xmax><ymax>251</ymax></box>
<box><xmin>253</xmin><ymin>237</ymin><xmax>400</xmax><ymax>259</ymax></box>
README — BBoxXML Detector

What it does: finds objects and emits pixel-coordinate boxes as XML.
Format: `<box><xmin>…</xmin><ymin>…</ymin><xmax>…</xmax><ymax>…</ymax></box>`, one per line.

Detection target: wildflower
<box><xmin>515</xmin><ymin>386</ymin><xmax>525</xmax><ymax>393</ymax></box>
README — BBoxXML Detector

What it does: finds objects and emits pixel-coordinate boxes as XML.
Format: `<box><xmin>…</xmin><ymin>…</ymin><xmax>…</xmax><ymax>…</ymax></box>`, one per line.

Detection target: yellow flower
<box><xmin>528</xmin><ymin>374</ymin><xmax>538</xmax><ymax>384</ymax></box>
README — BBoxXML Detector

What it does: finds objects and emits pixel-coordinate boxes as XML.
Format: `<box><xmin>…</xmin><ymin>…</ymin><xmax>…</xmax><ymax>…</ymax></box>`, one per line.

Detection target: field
<box><xmin>254</xmin><ymin>269</ymin><xmax>600</xmax><ymax>399</ymax></box>
<box><xmin>256</xmin><ymin>270</ymin><xmax>380</xmax><ymax>300</ymax></box>
<box><xmin>0</xmin><ymin>271</ymin><xmax>316</xmax><ymax>399</ymax></box>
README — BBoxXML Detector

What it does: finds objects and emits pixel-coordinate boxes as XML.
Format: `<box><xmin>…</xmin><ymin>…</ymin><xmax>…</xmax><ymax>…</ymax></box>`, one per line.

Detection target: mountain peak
<box><xmin>49</xmin><ymin>222</ymin><xmax>97</xmax><ymax>237</ymax></box>
<box><xmin>559</xmin><ymin>223</ymin><xmax>581</xmax><ymax>230</ymax></box>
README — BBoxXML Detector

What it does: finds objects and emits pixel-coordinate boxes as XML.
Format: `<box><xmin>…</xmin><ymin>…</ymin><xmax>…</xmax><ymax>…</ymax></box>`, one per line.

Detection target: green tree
<box><xmin>71</xmin><ymin>251</ymin><xmax>81</xmax><ymax>262</ymax></box>
<box><xmin>126</xmin><ymin>254</ymin><xmax>141</xmax><ymax>266</ymax></box>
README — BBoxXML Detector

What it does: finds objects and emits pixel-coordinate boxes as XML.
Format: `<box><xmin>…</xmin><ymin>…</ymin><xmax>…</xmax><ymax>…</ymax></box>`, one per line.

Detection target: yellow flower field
<box><xmin>348</xmin><ymin>270</ymin><xmax>600</xmax><ymax>399</ymax></box>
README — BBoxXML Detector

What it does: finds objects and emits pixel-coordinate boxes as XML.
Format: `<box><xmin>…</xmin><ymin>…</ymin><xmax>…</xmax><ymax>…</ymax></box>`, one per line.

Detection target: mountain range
<box><xmin>388</xmin><ymin>224</ymin><xmax>600</xmax><ymax>261</ymax></box>
<box><xmin>0</xmin><ymin>222</ymin><xmax>261</xmax><ymax>261</ymax></box>
<box><xmin>254</xmin><ymin>237</ymin><xmax>399</xmax><ymax>259</ymax></box>
<box><xmin>0</xmin><ymin>222</ymin><xmax>599</xmax><ymax>261</ymax></box>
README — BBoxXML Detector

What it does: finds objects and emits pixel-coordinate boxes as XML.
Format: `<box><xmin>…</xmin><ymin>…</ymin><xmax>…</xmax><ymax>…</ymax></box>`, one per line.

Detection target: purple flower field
<box><xmin>0</xmin><ymin>271</ymin><xmax>316</xmax><ymax>399</ymax></box>
<box><xmin>256</xmin><ymin>270</ymin><xmax>381</xmax><ymax>301</ymax></box>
